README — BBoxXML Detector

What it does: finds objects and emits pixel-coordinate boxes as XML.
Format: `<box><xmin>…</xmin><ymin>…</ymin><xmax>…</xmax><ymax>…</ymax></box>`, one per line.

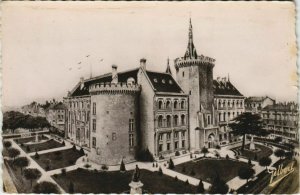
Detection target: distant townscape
<box><xmin>2</xmin><ymin>18</ymin><xmax>298</xmax><ymax>194</ymax></box>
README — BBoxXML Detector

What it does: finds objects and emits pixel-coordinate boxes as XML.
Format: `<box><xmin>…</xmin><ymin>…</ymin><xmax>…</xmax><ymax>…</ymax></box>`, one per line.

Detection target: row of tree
<box><xmin>3</xmin><ymin>111</ymin><xmax>51</xmax><ymax>133</ymax></box>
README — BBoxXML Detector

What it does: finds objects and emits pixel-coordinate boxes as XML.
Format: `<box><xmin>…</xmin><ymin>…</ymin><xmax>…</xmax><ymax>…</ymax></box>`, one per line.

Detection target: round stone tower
<box><xmin>88</xmin><ymin>65</ymin><xmax>140</xmax><ymax>165</ymax></box>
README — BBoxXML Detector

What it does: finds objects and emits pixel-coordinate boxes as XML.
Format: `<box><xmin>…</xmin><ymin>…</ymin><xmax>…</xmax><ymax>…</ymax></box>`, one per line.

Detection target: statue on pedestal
<box><xmin>129</xmin><ymin>165</ymin><xmax>143</xmax><ymax>194</ymax></box>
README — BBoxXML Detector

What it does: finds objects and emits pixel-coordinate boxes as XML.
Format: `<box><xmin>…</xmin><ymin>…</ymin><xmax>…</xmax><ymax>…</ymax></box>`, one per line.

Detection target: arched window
<box><xmin>228</xmin><ymin>101</ymin><xmax>231</xmax><ymax>107</ymax></box>
<box><xmin>181</xmin><ymin>101</ymin><xmax>185</xmax><ymax>109</ymax></box>
<box><xmin>223</xmin><ymin>112</ymin><xmax>226</xmax><ymax>121</ymax></box>
<box><xmin>158</xmin><ymin>115</ymin><xmax>163</xmax><ymax>127</ymax></box>
<box><xmin>219</xmin><ymin>113</ymin><xmax>222</xmax><ymax>122</ymax></box>
<box><xmin>181</xmin><ymin>115</ymin><xmax>186</xmax><ymax>125</ymax></box>
<box><xmin>166</xmin><ymin>115</ymin><xmax>171</xmax><ymax>127</ymax></box>
<box><xmin>158</xmin><ymin>101</ymin><xmax>163</xmax><ymax>109</ymax></box>
<box><xmin>174</xmin><ymin>101</ymin><xmax>178</xmax><ymax>109</ymax></box>
<box><xmin>166</xmin><ymin>101</ymin><xmax>171</xmax><ymax>109</ymax></box>
<box><xmin>228</xmin><ymin>112</ymin><xmax>231</xmax><ymax>120</ymax></box>
<box><xmin>218</xmin><ymin>100</ymin><xmax>221</xmax><ymax>108</ymax></box>
<box><xmin>222</xmin><ymin>101</ymin><xmax>226</xmax><ymax>108</ymax></box>
<box><xmin>232</xmin><ymin>100</ymin><xmax>235</xmax><ymax>107</ymax></box>
<box><xmin>173</xmin><ymin>115</ymin><xmax>179</xmax><ymax>126</ymax></box>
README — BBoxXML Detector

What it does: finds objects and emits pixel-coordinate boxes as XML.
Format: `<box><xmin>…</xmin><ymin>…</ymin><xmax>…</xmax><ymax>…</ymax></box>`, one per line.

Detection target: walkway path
<box><xmin>7</xmin><ymin>138</ymin><xmax>66</xmax><ymax>193</ymax></box>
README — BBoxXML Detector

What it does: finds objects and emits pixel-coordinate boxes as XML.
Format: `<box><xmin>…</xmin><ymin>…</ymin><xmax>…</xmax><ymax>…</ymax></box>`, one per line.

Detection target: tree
<box><xmin>274</xmin><ymin>149</ymin><xmax>285</xmax><ymax>159</ymax></box>
<box><xmin>274</xmin><ymin>137</ymin><xmax>282</xmax><ymax>143</ymax></box>
<box><xmin>197</xmin><ymin>179</ymin><xmax>205</xmax><ymax>193</ymax></box>
<box><xmin>248</xmin><ymin>158</ymin><xmax>252</xmax><ymax>166</ymax></box>
<box><xmin>4</xmin><ymin>141</ymin><xmax>12</xmax><ymax>149</ymax></box>
<box><xmin>14</xmin><ymin>157</ymin><xmax>29</xmax><ymax>174</ymax></box>
<box><xmin>69</xmin><ymin>181</ymin><xmax>74</xmax><ymax>193</ymax></box>
<box><xmin>120</xmin><ymin>159</ymin><xmax>126</xmax><ymax>172</ymax></box>
<box><xmin>80</xmin><ymin>148</ymin><xmax>85</xmax><ymax>155</ymax></box>
<box><xmin>238</xmin><ymin>167</ymin><xmax>255</xmax><ymax>184</ymax></box>
<box><xmin>168</xmin><ymin>158</ymin><xmax>175</xmax><ymax>169</ymax></box>
<box><xmin>209</xmin><ymin>174</ymin><xmax>229</xmax><ymax>194</ymax></box>
<box><xmin>8</xmin><ymin>148</ymin><xmax>20</xmax><ymax>161</ymax></box>
<box><xmin>259</xmin><ymin>157</ymin><xmax>272</xmax><ymax>170</ymax></box>
<box><xmin>158</xmin><ymin>167</ymin><xmax>163</xmax><ymax>176</ymax></box>
<box><xmin>34</xmin><ymin>152</ymin><xmax>40</xmax><ymax>159</ymax></box>
<box><xmin>23</xmin><ymin>168</ymin><xmax>42</xmax><ymax>187</ymax></box>
<box><xmin>201</xmin><ymin>147</ymin><xmax>209</xmax><ymax>157</ymax></box>
<box><xmin>33</xmin><ymin>181</ymin><xmax>60</xmax><ymax>193</ymax></box>
<box><xmin>229</xmin><ymin>112</ymin><xmax>269</xmax><ymax>151</ymax></box>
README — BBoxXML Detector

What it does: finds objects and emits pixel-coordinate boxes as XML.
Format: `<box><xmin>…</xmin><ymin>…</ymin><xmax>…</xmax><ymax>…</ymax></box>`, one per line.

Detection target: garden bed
<box><xmin>231</xmin><ymin>144</ymin><xmax>273</xmax><ymax>161</ymax></box>
<box><xmin>19</xmin><ymin>139</ymin><xmax>64</xmax><ymax>153</ymax></box>
<box><xmin>174</xmin><ymin>158</ymin><xmax>249</xmax><ymax>183</ymax></box>
<box><xmin>52</xmin><ymin>168</ymin><xmax>197</xmax><ymax>194</ymax></box>
<box><xmin>32</xmin><ymin>148</ymin><xmax>84</xmax><ymax>171</ymax></box>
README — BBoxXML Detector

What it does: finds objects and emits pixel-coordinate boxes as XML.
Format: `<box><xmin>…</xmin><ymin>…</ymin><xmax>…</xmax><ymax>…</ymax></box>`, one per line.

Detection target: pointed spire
<box><xmin>228</xmin><ymin>73</ymin><xmax>230</xmax><ymax>82</ymax></box>
<box><xmin>184</xmin><ymin>18</ymin><xmax>198</xmax><ymax>59</ymax></box>
<box><xmin>166</xmin><ymin>57</ymin><xmax>172</xmax><ymax>74</ymax></box>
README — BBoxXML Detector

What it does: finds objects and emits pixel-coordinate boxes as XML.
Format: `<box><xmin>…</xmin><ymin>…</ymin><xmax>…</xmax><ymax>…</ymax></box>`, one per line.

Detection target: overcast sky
<box><xmin>2</xmin><ymin>1</ymin><xmax>297</xmax><ymax>107</ymax></box>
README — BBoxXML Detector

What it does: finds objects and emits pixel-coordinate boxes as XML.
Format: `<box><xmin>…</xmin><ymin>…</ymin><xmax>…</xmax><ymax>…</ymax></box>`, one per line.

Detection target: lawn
<box><xmin>231</xmin><ymin>144</ymin><xmax>273</xmax><ymax>161</ymax></box>
<box><xmin>19</xmin><ymin>139</ymin><xmax>64</xmax><ymax>153</ymax></box>
<box><xmin>14</xmin><ymin>135</ymin><xmax>48</xmax><ymax>144</ymax></box>
<box><xmin>174</xmin><ymin>158</ymin><xmax>249</xmax><ymax>183</ymax></box>
<box><xmin>52</xmin><ymin>168</ymin><xmax>197</xmax><ymax>194</ymax></box>
<box><xmin>32</xmin><ymin>148</ymin><xmax>84</xmax><ymax>171</ymax></box>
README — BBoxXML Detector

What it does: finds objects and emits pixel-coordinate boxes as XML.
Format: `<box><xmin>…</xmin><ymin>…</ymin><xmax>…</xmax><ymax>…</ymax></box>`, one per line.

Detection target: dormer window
<box><xmin>169</xmin><ymin>80</ymin><xmax>173</xmax><ymax>84</ymax></box>
<box><xmin>162</xmin><ymin>79</ymin><xmax>165</xmax><ymax>84</ymax></box>
<box><xmin>154</xmin><ymin>78</ymin><xmax>158</xmax><ymax>83</ymax></box>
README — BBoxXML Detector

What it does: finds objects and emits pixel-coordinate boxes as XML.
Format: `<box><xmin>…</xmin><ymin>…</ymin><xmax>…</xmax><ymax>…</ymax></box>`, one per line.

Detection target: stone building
<box><xmin>174</xmin><ymin>19</ymin><xmax>218</xmax><ymax>149</ymax></box>
<box><xmin>213</xmin><ymin>77</ymin><xmax>245</xmax><ymax>145</ymax></box>
<box><xmin>64</xmin><ymin>59</ymin><xmax>188</xmax><ymax>164</ymax></box>
<box><xmin>245</xmin><ymin>96</ymin><xmax>275</xmax><ymax>113</ymax></box>
<box><xmin>261</xmin><ymin>102</ymin><xmax>298</xmax><ymax>143</ymax></box>
<box><xmin>45</xmin><ymin>102</ymin><xmax>67</xmax><ymax>133</ymax></box>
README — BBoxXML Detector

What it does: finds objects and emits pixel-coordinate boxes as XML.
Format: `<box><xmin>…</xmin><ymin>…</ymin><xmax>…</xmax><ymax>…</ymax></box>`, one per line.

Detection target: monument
<box><xmin>129</xmin><ymin>165</ymin><xmax>143</xmax><ymax>194</ymax></box>
<box><xmin>249</xmin><ymin>136</ymin><xmax>255</xmax><ymax>150</ymax></box>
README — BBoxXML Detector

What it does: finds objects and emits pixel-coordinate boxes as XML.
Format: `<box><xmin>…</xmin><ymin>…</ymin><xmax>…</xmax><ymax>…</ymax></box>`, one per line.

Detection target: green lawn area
<box><xmin>174</xmin><ymin>158</ymin><xmax>249</xmax><ymax>183</ymax></box>
<box><xmin>231</xmin><ymin>144</ymin><xmax>273</xmax><ymax>161</ymax></box>
<box><xmin>14</xmin><ymin>135</ymin><xmax>48</xmax><ymax>144</ymax></box>
<box><xmin>52</xmin><ymin>168</ymin><xmax>197</xmax><ymax>194</ymax></box>
<box><xmin>19</xmin><ymin>139</ymin><xmax>64</xmax><ymax>153</ymax></box>
<box><xmin>32</xmin><ymin>148</ymin><xmax>84</xmax><ymax>171</ymax></box>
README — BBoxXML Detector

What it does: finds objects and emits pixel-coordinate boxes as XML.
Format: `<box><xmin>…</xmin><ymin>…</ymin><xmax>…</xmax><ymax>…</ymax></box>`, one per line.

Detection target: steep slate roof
<box><xmin>71</xmin><ymin>68</ymin><xmax>139</xmax><ymax>97</ymax></box>
<box><xmin>213</xmin><ymin>80</ymin><xmax>243</xmax><ymax>96</ymax></box>
<box><xmin>145</xmin><ymin>71</ymin><xmax>183</xmax><ymax>93</ymax></box>
<box><xmin>262</xmin><ymin>103</ymin><xmax>298</xmax><ymax>112</ymax></box>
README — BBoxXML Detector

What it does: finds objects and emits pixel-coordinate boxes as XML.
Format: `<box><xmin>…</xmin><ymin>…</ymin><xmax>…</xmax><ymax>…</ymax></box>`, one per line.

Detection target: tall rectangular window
<box><xmin>112</xmin><ymin>133</ymin><xmax>117</xmax><ymax>141</ymax></box>
<box><xmin>129</xmin><ymin>119</ymin><xmax>134</xmax><ymax>132</ymax></box>
<box><xmin>92</xmin><ymin>137</ymin><xmax>96</xmax><ymax>148</ymax></box>
<box><xmin>129</xmin><ymin>134</ymin><xmax>134</xmax><ymax>147</ymax></box>
<box><xmin>207</xmin><ymin>115</ymin><xmax>211</xmax><ymax>125</ymax></box>
<box><xmin>92</xmin><ymin>119</ymin><xmax>96</xmax><ymax>132</ymax></box>
<box><xmin>93</xmin><ymin>102</ymin><xmax>96</xmax><ymax>115</ymax></box>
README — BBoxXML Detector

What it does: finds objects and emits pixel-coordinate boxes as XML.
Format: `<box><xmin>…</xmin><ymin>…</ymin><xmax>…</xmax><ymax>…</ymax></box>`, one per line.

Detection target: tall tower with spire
<box><xmin>174</xmin><ymin>18</ymin><xmax>218</xmax><ymax>151</ymax></box>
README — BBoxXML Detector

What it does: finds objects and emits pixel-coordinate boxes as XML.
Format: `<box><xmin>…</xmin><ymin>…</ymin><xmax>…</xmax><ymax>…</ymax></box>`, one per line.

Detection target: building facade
<box><xmin>245</xmin><ymin>96</ymin><xmax>275</xmax><ymax>113</ymax></box>
<box><xmin>213</xmin><ymin>77</ymin><xmax>245</xmax><ymax>145</ymax></box>
<box><xmin>261</xmin><ymin>102</ymin><xmax>298</xmax><ymax>143</ymax></box>
<box><xmin>45</xmin><ymin>102</ymin><xmax>67</xmax><ymax>133</ymax></box>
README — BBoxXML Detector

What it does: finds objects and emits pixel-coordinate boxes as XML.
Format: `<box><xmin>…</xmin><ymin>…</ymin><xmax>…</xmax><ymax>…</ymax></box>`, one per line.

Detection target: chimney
<box><xmin>111</xmin><ymin>65</ymin><xmax>118</xmax><ymax>84</ymax></box>
<box><xmin>140</xmin><ymin>58</ymin><xmax>147</xmax><ymax>70</ymax></box>
<box><xmin>80</xmin><ymin>77</ymin><xmax>84</xmax><ymax>89</ymax></box>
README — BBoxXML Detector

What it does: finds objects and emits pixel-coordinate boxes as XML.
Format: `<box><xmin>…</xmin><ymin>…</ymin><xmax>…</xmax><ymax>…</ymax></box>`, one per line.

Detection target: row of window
<box><xmin>158</xmin><ymin>140</ymin><xmax>185</xmax><ymax>152</ymax></box>
<box><xmin>157</xmin><ymin>115</ymin><xmax>186</xmax><ymax>128</ymax></box>
<box><xmin>217</xmin><ymin>99</ymin><xmax>244</xmax><ymax>108</ymax></box>
<box><xmin>218</xmin><ymin>111</ymin><xmax>243</xmax><ymax>122</ymax></box>
<box><xmin>157</xmin><ymin>100</ymin><xmax>187</xmax><ymax>110</ymax></box>
<box><xmin>158</xmin><ymin>131</ymin><xmax>185</xmax><ymax>141</ymax></box>
<box><xmin>69</xmin><ymin>101</ymin><xmax>90</xmax><ymax>109</ymax></box>
<box><xmin>69</xmin><ymin>111</ymin><xmax>90</xmax><ymax>123</ymax></box>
